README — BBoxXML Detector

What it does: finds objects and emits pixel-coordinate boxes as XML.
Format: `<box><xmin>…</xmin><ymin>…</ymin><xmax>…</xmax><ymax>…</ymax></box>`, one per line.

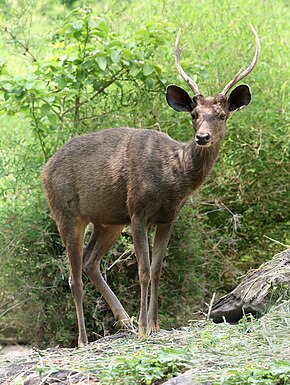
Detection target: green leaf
<box><xmin>88</xmin><ymin>20</ymin><xmax>98</xmax><ymax>29</ymax></box>
<box><xmin>145</xmin><ymin>77</ymin><xmax>155</xmax><ymax>89</ymax></box>
<box><xmin>110</xmin><ymin>50</ymin><xmax>121</xmax><ymax>64</ymax></box>
<box><xmin>130</xmin><ymin>64</ymin><xmax>140</xmax><ymax>77</ymax></box>
<box><xmin>107</xmin><ymin>40</ymin><xmax>122</xmax><ymax>48</ymax></box>
<box><xmin>123</xmin><ymin>49</ymin><xmax>133</xmax><ymax>60</ymax></box>
<box><xmin>94</xmin><ymin>30</ymin><xmax>107</xmax><ymax>38</ymax></box>
<box><xmin>114</xmin><ymin>81</ymin><xmax>122</xmax><ymax>89</ymax></box>
<box><xmin>125</xmin><ymin>41</ymin><xmax>136</xmax><ymax>49</ymax></box>
<box><xmin>97</xmin><ymin>19</ymin><xmax>109</xmax><ymax>35</ymax></box>
<box><xmin>71</xmin><ymin>21</ymin><xmax>83</xmax><ymax>31</ymax></box>
<box><xmin>143</xmin><ymin>63</ymin><xmax>154</xmax><ymax>76</ymax></box>
<box><xmin>3</xmin><ymin>92</ymin><xmax>10</xmax><ymax>101</ymax></box>
<box><xmin>19</xmin><ymin>104</ymin><xmax>30</xmax><ymax>112</ymax></box>
<box><xmin>67</xmin><ymin>52</ymin><xmax>80</xmax><ymax>62</ymax></box>
<box><xmin>59</xmin><ymin>54</ymin><xmax>67</xmax><ymax>63</ymax></box>
<box><xmin>11</xmin><ymin>86</ymin><xmax>24</xmax><ymax>97</ymax></box>
<box><xmin>47</xmin><ymin>113</ymin><xmax>58</xmax><ymax>126</ymax></box>
<box><xmin>0</xmin><ymin>65</ymin><xmax>9</xmax><ymax>75</ymax></box>
<box><xmin>76</xmin><ymin>67</ymin><xmax>86</xmax><ymax>82</ymax></box>
<box><xmin>73</xmin><ymin>31</ymin><xmax>82</xmax><ymax>40</ymax></box>
<box><xmin>96</xmin><ymin>56</ymin><xmax>107</xmax><ymax>71</ymax></box>
<box><xmin>55</xmin><ymin>75</ymin><xmax>67</xmax><ymax>89</ymax></box>
<box><xmin>25</xmin><ymin>80</ymin><xmax>35</xmax><ymax>90</ymax></box>
<box><xmin>46</xmin><ymin>96</ymin><xmax>55</xmax><ymax>103</ymax></box>
<box><xmin>40</xmin><ymin>104</ymin><xmax>51</xmax><ymax>116</ymax></box>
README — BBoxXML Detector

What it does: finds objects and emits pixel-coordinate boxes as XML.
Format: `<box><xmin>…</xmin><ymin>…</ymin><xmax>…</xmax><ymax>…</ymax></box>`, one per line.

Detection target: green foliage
<box><xmin>99</xmin><ymin>346</ymin><xmax>190</xmax><ymax>385</ymax></box>
<box><xmin>0</xmin><ymin>0</ymin><xmax>289</xmax><ymax>347</ymax></box>
<box><xmin>0</xmin><ymin>7</ymin><xmax>170</xmax><ymax>161</ymax></box>
<box><xmin>220</xmin><ymin>361</ymin><xmax>290</xmax><ymax>385</ymax></box>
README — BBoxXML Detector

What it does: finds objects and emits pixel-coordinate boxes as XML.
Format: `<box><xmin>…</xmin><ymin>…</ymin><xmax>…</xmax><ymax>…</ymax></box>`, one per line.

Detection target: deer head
<box><xmin>166</xmin><ymin>25</ymin><xmax>260</xmax><ymax>147</ymax></box>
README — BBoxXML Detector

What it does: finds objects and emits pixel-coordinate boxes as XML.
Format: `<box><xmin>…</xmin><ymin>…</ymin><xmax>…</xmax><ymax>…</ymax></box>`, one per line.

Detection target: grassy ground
<box><xmin>1</xmin><ymin>300</ymin><xmax>290</xmax><ymax>385</ymax></box>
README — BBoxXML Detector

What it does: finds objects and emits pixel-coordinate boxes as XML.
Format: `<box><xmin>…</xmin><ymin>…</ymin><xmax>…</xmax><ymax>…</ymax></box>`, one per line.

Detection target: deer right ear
<box><xmin>166</xmin><ymin>85</ymin><xmax>194</xmax><ymax>112</ymax></box>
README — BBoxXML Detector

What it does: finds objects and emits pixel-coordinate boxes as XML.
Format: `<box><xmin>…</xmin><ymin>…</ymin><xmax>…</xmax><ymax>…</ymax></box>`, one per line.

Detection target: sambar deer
<box><xmin>42</xmin><ymin>25</ymin><xmax>260</xmax><ymax>346</ymax></box>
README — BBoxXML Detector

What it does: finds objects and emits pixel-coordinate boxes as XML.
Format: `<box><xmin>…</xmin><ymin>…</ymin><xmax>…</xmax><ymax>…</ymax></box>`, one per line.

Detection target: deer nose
<box><xmin>195</xmin><ymin>133</ymin><xmax>211</xmax><ymax>146</ymax></box>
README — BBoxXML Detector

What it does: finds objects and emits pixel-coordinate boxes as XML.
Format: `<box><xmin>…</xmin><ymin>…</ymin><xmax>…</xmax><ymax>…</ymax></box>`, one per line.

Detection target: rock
<box><xmin>23</xmin><ymin>370</ymin><xmax>99</xmax><ymax>385</ymax></box>
<box><xmin>161</xmin><ymin>369</ymin><xmax>193</xmax><ymax>385</ymax></box>
<box><xmin>0</xmin><ymin>345</ymin><xmax>31</xmax><ymax>356</ymax></box>
<box><xmin>210</xmin><ymin>248</ymin><xmax>290</xmax><ymax>323</ymax></box>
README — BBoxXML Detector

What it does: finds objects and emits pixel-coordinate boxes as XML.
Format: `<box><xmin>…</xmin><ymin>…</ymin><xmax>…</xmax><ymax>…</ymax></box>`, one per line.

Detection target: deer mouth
<box><xmin>196</xmin><ymin>142</ymin><xmax>212</xmax><ymax>148</ymax></box>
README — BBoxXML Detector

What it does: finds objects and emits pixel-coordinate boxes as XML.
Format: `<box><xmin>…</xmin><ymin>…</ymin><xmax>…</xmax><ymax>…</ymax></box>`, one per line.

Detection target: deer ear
<box><xmin>228</xmin><ymin>84</ymin><xmax>251</xmax><ymax>112</ymax></box>
<box><xmin>166</xmin><ymin>85</ymin><xmax>194</xmax><ymax>112</ymax></box>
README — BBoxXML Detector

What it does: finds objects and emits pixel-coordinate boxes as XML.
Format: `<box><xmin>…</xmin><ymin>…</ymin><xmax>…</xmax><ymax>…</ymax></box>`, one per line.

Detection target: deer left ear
<box><xmin>228</xmin><ymin>84</ymin><xmax>251</xmax><ymax>112</ymax></box>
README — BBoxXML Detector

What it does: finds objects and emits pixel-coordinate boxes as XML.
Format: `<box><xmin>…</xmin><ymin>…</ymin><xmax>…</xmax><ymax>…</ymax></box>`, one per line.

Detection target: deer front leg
<box><xmin>147</xmin><ymin>223</ymin><xmax>173</xmax><ymax>334</ymax></box>
<box><xmin>131</xmin><ymin>215</ymin><xmax>150</xmax><ymax>336</ymax></box>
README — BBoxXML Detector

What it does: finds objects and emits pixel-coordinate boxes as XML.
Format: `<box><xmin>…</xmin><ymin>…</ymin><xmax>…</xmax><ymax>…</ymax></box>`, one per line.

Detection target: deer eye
<box><xmin>219</xmin><ymin>112</ymin><xmax>227</xmax><ymax>120</ymax></box>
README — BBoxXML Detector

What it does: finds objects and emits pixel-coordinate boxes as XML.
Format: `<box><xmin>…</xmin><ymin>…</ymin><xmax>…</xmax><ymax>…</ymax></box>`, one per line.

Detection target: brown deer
<box><xmin>42</xmin><ymin>25</ymin><xmax>260</xmax><ymax>346</ymax></box>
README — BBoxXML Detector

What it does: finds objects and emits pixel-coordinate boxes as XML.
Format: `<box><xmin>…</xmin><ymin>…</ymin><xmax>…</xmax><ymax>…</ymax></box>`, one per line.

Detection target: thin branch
<box><xmin>263</xmin><ymin>235</ymin><xmax>289</xmax><ymax>248</ymax></box>
<box><xmin>61</xmin><ymin>68</ymin><xmax>128</xmax><ymax>118</ymax></box>
<box><xmin>107</xmin><ymin>250</ymin><xmax>134</xmax><ymax>271</ymax></box>
<box><xmin>39</xmin><ymin>98</ymin><xmax>63</xmax><ymax>121</ymax></box>
<box><xmin>207</xmin><ymin>292</ymin><xmax>216</xmax><ymax>320</ymax></box>
<box><xmin>52</xmin><ymin>123</ymin><xmax>64</xmax><ymax>154</ymax></box>
<box><xmin>82</xmin><ymin>19</ymin><xmax>90</xmax><ymax>60</ymax></box>
<box><xmin>4</xmin><ymin>27</ymin><xmax>37</xmax><ymax>62</ymax></box>
<box><xmin>0</xmin><ymin>297</ymin><xmax>32</xmax><ymax>318</ymax></box>
<box><xmin>73</xmin><ymin>94</ymin><xmax>81</xmax><ymax>133</ymax></box>
<box><xmin>76</xmin><ymin>109</ymin><xmax>115</xmax><ymax>123</ymax></box>
<box><xmin>30</xmin><ymin>93</ymin><xmax>48</xmax><ymax>161</ymax></box>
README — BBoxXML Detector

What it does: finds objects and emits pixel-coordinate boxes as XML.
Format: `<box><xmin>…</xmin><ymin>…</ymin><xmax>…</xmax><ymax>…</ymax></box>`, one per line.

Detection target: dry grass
<box><xmin>1</xmin><ymin>299</ymin><xmax>290</xmax><ymax>385</ymax></box>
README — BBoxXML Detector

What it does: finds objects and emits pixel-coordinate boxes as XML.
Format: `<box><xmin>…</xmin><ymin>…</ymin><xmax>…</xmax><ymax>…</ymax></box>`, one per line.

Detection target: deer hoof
<box><xmin>78</xmin><ymin>337</ymin><xmax>88</xmax><ymax>347</ymax></box>
<box><xmin>137</xmin><ymin>325</ymin><xmax>148</xmax><ymax>338</ymax></box>
<box><xmin>147</xmin><ymin>321</ymin><xmax>160</xmax><ymax>334</ymax></box>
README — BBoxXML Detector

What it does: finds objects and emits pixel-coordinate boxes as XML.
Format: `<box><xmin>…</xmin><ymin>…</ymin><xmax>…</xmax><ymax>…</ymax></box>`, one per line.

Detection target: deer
<box><xmin>42</xmin><ymin>25</ymin><xmax>260</xmax><ymax>347</ymax></box>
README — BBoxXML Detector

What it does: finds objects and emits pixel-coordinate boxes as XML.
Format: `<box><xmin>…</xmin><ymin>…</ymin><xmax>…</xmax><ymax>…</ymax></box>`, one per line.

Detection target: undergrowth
<box><xmin>2</xmin><ymin>300</ymin><xmax>290</xmax><ymax>385</ymax></box>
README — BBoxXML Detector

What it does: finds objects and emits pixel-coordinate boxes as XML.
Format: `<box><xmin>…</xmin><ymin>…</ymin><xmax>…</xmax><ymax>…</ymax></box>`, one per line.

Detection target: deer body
<box><xmin>44</xmin><ymin>127</ymin><xmax>221</xmax><ymax>226</ymax></box>
<box><xmin>42</xmin><ymin>27</ymin><xmax>260</xmax><ymax>346</ymax></box>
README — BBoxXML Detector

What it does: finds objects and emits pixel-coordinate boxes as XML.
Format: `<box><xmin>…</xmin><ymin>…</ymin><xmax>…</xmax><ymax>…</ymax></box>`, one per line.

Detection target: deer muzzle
<box><xmin>195</xmin><ymin>132</ymin><xmax>212</xmax><ymax>147</ymax></box>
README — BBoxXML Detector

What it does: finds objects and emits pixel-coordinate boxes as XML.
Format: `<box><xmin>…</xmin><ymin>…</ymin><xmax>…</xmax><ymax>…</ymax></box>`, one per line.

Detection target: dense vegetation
<box><xmin>0</xmin><ymin>0</ymin><xmax>289</xmax><ymax>348</ymax></box>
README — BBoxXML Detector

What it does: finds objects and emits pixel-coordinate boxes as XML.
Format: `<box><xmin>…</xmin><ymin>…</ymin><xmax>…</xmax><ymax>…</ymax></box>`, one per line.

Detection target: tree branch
<box><xmin>61</xmin><ymin>68</ymin><xmax>128</xmax><ymax>118</ymax></box>
<box><xmin>30</xmin><ymin>93</ymin><xmax>48</xmax><ymax>161</ymax></box>
<box><xmin>4</xmin><ymin>27</ymin><xmax>37</xmax><ymax>62</ymax></box>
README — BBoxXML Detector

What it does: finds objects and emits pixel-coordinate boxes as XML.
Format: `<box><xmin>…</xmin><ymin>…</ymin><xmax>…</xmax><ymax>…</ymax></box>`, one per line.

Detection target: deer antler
<box><xmin>221</xmin><ymin>24</ymin><xmax>260</xmax><ymax>95</ymax></box>
<box><xmin>174</xmin><ymin>29</ymin><xmax>200</xmax><ymax>96</ymax></box>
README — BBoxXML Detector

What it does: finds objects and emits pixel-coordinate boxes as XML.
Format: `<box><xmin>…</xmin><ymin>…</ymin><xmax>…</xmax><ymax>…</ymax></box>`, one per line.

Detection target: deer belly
<box><xmin>149</xmin><ymin>209</ymin><xmax>175</xmax><ymax>224</ymax></box>
<box><xmin>78</xmin><ymin>188</ymin><xmax>130</xmax><ymax>224</ymax></box>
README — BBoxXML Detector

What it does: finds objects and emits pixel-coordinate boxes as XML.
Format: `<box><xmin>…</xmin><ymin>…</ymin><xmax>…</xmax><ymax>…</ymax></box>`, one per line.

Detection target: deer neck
<box><xmin>181</xmin><ymin>139</ymin><xmax>222</xmax><ymax>191</ymax></box>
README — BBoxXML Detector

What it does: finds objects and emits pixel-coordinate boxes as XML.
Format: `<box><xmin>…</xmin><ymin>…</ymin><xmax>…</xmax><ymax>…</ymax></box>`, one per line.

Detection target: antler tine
<box><xmin>174</xmin><ymin>29</ymin><xmax>200</xmax><ymax>95</ymax></box>
<box><xmin>221</xmin><ymin>24</ymin><xmax>260</xmax><ymax>95</ymax></box>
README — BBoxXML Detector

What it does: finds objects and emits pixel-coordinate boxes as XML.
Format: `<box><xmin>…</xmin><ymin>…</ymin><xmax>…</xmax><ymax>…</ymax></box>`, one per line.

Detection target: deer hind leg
<box><xmin>58</xmin><ymin>217</ymin><xmax>88</xmax><ymax>347</ymax></box>
<box><xmin>147</xmin><ymin>223</ymin><xmax>173</xmax><ymax>334</ymax></box>
<box><xmin>83</xmin><ymin>224</ymin><xmax>131</xmax><ymax>329</ymax></box>
<box><xmin>130</xmin><ymin>215</ymin><xmax>150</xmax><ymax>336</ymax></box>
